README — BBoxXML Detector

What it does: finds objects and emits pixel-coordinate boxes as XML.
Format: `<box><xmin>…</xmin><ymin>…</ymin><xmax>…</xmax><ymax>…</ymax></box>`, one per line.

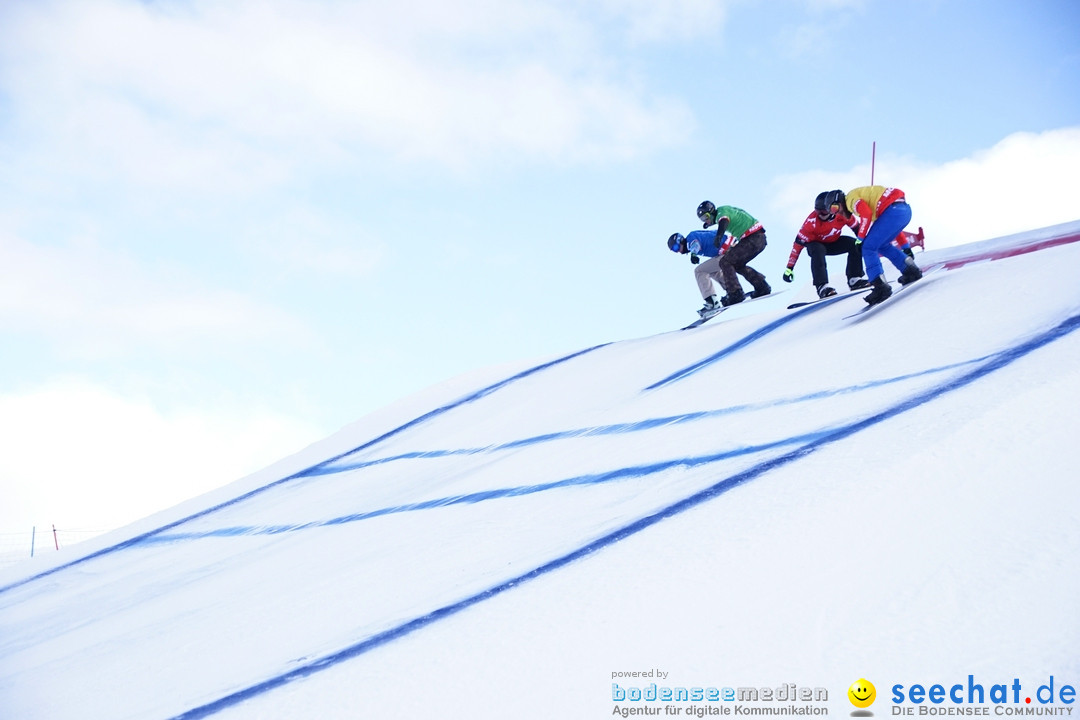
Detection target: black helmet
<box><xmin>696</xmin><ymin>200</ymin><xmax>716</xmax><ymax>223</ymax></box>
<box><xmin>667</xmin><ymin>232</ymin><xmax>686</xmax><ymax>253</ymax></box>
<box><xmin>815</xmin><ymin>190</ymin><xmax>846</xmax><ymax>217</ymax></box>
<box><xmin>813</xmin><ymin>191</ymin><xmax>829</xmax><ymax>213</ymax></box>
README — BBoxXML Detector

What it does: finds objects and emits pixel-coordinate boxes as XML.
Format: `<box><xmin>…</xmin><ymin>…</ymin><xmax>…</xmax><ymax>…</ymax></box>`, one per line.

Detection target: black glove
<box><xmin>690</xmin><ymin>254</ymin><xmax>700</xmax><ymax>265</ymax></box>
<box><xmin>783</xmin><ymin>268</ymin><xmax>794</xmax><ymax>282</ymax></box>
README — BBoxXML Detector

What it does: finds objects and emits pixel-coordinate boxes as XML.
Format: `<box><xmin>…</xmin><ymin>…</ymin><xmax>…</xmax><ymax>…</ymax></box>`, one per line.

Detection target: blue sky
<box><xmin>1</xmin><ymin>0</ymin><xmax>1078</xmax><ymax>533</ymax></box>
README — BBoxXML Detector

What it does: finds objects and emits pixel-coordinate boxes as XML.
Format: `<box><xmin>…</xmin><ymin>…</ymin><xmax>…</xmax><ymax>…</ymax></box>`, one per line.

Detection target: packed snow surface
<box><xmin>2</xmin><ymin>222</ymin><xmax>1079</xmax><ymax>720</ymax></box>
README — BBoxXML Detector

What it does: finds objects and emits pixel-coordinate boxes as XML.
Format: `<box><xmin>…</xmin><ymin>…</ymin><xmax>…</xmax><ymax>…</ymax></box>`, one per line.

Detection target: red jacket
<box><xmin>786</xmin><ymin>211</ymin><xmax>858</xmax><ymax>269</ymax></box>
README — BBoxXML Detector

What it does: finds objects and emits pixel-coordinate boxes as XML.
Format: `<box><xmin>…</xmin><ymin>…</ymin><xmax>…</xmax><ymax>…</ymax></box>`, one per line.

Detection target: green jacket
<box><xmin>711</xmin><ymin>205</ymin><xmax>762</xmax><ymax>240</ymax></box>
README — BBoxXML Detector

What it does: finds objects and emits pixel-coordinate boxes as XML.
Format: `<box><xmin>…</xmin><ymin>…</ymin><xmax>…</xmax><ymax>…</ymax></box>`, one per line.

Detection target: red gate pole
<box><xmin>871</xmin><ymin>141</ymin><xmax>876</xmax><ymax>185</ymax></box>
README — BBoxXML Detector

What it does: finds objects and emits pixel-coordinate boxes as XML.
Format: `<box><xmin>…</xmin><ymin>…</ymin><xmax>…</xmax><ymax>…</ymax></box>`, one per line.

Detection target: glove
<box><xmin>783</xmin><ymin>268</ymin><xmax>794</xmax><ymax>283</ymax></box>
<box><xmin>855</xmin><ymin>237</ymin><xmax>863</xmax><ymax>247</ymax></box>
<box><xmin>690</xmin><ymin>254</ymin><xmax>700</xmax><ymax>265</ymax></box>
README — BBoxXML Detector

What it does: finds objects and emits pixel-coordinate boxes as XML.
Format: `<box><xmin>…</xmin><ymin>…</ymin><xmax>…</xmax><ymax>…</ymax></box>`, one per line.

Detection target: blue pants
<box><xmin>861</xmin><ymin>201</ymin><xmax>912</xmax><ymax>280</ymax></box>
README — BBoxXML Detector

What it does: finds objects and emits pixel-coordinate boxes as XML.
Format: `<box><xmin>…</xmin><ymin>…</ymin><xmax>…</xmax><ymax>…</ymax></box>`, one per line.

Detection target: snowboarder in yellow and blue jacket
<box><xmin>820</xmin><ymin>187</ymin><xmax>923</xmax><ymax>305</ymax></box>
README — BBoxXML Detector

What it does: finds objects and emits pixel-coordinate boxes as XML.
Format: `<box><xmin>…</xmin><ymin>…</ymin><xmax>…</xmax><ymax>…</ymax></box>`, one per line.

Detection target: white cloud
<box><xmin>0</xmin><ymin>230</ymin><xmax>312</xmax><ymax>358</ymax></box>
<box><xmin>768</xmin><ymin>126</ymin><xmax>1080</xmax><ymax>248</ymax></box>
<box><xmin>0</xmin><ymin>0</ymin><xmax>698</xmax><ymax>186</ymax></box>
<box><xmin>592</xmin><ymin>0</ymin><xmax>732</xmax><ymax>44</ymax></box>
<box><xmin>897</xmin><ymin>128</ymin><xmax>1080</xmax><ymax>245</ymax></box>
<box><xmin>0</xmin><ymin>379</ymin><xmax>323</xmax><ymax>532</ymax></box>
<box><xmin>802</xmin><ymin>0</ymin><xmax>866</xmax><ymax>10</ymax></box>
<box><xmin>239</xmin><ymin>208</ymin><xmax>386</xmax><ymax>278</ymax></box>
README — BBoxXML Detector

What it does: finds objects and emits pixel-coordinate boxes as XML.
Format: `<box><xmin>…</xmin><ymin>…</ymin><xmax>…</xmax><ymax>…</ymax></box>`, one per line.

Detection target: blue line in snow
<box><xmin>143</xmin><ymin>355</ymin><xmax>997</xmax><ymax>544</ymax></box>
<box><xmin>644</xmin><ymin>293</ymin><xmax>852</xmax><ymax>391</ymax></box>
<box><xmin>167</xmin><ymin>311</ymin><xmax>1080</xmax><ymax>720</ymax></box>
<box><xmin>306</xmin><ymin>354</ymin><xmax>990</xmax><ymax>477</ymax></box>
<box><xmin>143</xmin><ymin>429</ymin><xmax>831</xmax><ymax>543</ymax></box>
<box><xmin>0</xmin><ymin>343</ymin><xmax>609</xmax><ymax>596</ymax></box>
<box><xmin>300</xmin><ymin>342</ymin><xmax>611</xmax><ymax>472</ymax></box>
<box><xmin>142</xmin><ymin>356</ymin><xmax>991</xmax><ymax>543</ymax></box>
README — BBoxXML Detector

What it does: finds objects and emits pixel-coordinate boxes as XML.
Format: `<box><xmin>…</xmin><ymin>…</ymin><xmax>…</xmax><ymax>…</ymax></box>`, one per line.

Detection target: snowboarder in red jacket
<box><xmin>783</xmin><ymin>191</ymin><xmax>871</xmax><ymax>299</ymax></box>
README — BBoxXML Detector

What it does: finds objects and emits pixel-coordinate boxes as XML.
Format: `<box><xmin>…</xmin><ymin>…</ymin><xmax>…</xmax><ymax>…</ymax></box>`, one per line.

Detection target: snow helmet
<box><xmin>813</xmin><ymin>191</ymin><xmax>829</xmax><ymax>213</ymax></box>
<box><xmin>667</xmin><ymin>232</ymin><xmax>686</xmax><ymax>253</ymax></box>
<box><xmin>815</xmin><ymin>190</ymin><xmax>846</xmax><ymax>217</ymax></box>
<box><xmin>697</xmin><ymin>200</ymin><xmax>716</xmax><ymax>223</ymax></box>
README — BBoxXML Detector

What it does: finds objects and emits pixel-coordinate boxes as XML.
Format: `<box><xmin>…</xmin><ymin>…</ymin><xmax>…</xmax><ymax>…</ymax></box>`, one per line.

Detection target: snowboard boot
<box><xmin>698</xmin><ymin>295</ymin><xmax>722</xmax><ymax>318</ymax></box>
<box><xmin>848</xmin><ymin>277</ymin><xmax>871</xmax><ymax>291</ymax></box>
<box><xmin>749</xmin><ymin>281</ymin><xmax>772</xmax><ymax>299</ymax></box>
<box><xmin>816</xmin><ymin>284</ymin><xmax>837</xmax><ymax>299</ymax></box>
<box><xmin>898</xmin><ymin>258</ymin><xmax>923</xmax><ymax>286</ymax></box>
<box><xmin>720</xmin><ymin>290</ymin><xmax>745</xmax><ymax>307</ymax></box>
<box><xmin>863</xmin><ymin>275</ymin><xmax>892</xmax><ymax>305</ymax></box>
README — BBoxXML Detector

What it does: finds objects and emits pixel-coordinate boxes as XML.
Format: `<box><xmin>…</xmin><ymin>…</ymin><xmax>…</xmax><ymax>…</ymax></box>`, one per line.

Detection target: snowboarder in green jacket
<box><xmin>694</xmin><ymin>201</ymin><xmax>771</xmax><ymax>309</ymax></box>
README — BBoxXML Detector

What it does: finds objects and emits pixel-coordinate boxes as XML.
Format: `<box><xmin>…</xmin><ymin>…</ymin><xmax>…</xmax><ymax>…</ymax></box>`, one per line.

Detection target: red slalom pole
<box><xmin>871</xmin><ymin>141</ymin><xmax>876</xmax><ymax>185</ymax></box>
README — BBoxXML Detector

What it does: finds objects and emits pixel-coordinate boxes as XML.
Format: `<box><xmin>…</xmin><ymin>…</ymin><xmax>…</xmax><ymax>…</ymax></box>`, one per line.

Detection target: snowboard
<box><xmin>842</xmin><ymin>268</ymin><xmax>942</xmax><ymax>320</ymax></box>
<box><xmin>681</xmin><ymin>293</ymin><xmax>772</xmax><ymax>330</ymax></box>
<box><xmin>681</xmin><ymin>309</ymin><xmax>724</xmax><ymax>330</ymax></box>
<box><xmin>786</xmin><ymin>286</ymin><xmax>871</xmax><ymax>310</ymax></box>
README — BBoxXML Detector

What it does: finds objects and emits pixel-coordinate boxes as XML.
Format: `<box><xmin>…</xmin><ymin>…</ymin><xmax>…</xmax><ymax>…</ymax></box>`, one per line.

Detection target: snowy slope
<box><xmin>2</xmin><ymin>222</ymin><xmax>1079</xmax><ymax>720</ymax></box>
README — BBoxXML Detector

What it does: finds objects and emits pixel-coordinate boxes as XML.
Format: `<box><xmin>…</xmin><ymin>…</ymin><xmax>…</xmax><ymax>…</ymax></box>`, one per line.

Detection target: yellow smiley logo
<box><xmin>848</xmin><ymin>679</ymin><xmax>876</xmax><ymax>708</ymax></box>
